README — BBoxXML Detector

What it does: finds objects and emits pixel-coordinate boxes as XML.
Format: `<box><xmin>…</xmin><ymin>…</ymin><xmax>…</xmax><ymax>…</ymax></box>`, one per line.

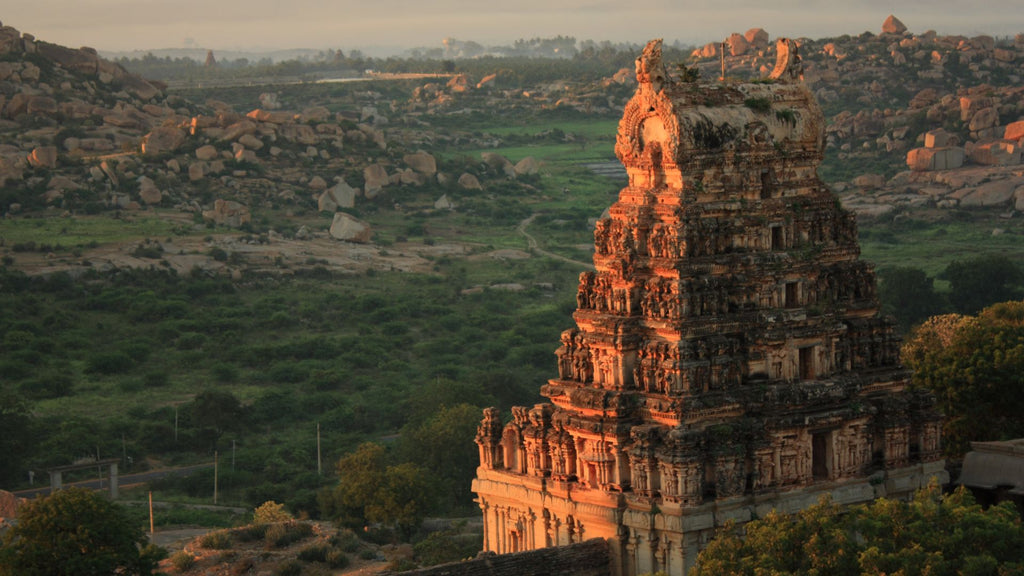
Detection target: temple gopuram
<box><xmin>473</xmin><ymin>39</ymin><xmax>947</xmax><ymax>576</ymax></box>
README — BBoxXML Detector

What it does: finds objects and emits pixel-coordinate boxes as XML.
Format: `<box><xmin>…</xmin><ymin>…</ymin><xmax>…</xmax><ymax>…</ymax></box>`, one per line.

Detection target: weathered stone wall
<box><xmin>391</xmin><ymin>539</ymin><xmax>609</xmax><ymax>576</ymax></box>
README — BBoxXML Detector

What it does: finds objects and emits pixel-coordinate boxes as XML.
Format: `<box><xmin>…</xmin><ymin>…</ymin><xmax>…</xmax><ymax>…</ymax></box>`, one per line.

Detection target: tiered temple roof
<box><xmin>473</xmin><ymin>39</ymin><xmax>946</xmax><ymax>576</ymax></box>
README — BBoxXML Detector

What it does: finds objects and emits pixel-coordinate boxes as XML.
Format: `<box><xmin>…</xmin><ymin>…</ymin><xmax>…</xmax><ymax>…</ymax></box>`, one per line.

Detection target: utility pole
<box><xmin>720</xmin><ymin>42</ymin><xmax>727</xmax><ymax>81</ymax></box>
<box><xmin>316</xmin><ymin>422</ymin><xmax>322</xmax><ymax>476</ymax></box>
<box><xmin>232</xmin><ymin>440</ymin><xmax>236</xmax><ymax>473</ymax></box>
<box><xmin>213</xmin><ymin>451</ymin><xmax>218</xmax><ymax>505</ymax></box>
<box><xmin>174</xmin><ymin>406</ymin><xmax>179</xmax><ymax>443</ymax></box>
<box><xmin>148</xmin><ymin>491</ymin><xmax>154</xmax><ymax>536</ymax></box>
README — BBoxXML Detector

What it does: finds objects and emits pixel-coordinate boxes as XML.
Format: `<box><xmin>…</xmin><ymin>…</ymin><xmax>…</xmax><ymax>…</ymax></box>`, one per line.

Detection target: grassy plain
<box><xmin>858</xmin><ymin>215</ymin><xmax>1024</xmax><ymax>280</ymax></box>
<box><xmin>0</xmin><ymin>213</ymin><xmax>187</xmax><ymax>247</ymax></box>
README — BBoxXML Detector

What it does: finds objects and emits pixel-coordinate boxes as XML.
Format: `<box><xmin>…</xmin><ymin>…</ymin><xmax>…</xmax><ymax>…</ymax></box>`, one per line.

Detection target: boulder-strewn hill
<box><xmin>0</xmin><ymin>21</ymin><xmax>542</xmax><ymax>246</ymax></box>
<box><xmin>2</xmin><ymin>15</ymin><xmax>1023</xmax><ymax>268</ymax></box>
<box><xmin>688</xmin><ymin>16</ymin><xmax>1024</xmax><ymax>220</ymax></box>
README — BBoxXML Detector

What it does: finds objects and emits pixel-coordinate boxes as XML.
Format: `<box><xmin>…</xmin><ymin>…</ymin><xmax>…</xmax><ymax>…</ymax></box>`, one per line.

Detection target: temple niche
<box><xmin>472</xmin><ymin>38</ymin><xmax>946</xmax><ymax>576</ymax></box>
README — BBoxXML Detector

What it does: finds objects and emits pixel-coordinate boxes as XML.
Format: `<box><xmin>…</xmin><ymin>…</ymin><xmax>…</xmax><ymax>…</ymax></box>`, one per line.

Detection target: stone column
<box><xmin>109</xmin><ymin>462</ymin><xmax>118</xmax><ymax>499</ymax></box>
<box><xmin>636</xmin><ymin>530</ymin><xmax>655</xmax><ymax>575</ymax></box>
<box><xmin>49</xmin><ymin>470</ymin><xmax>63</xmax><ymax>492</ymax></box>
<box><xmin>681</xmin><ymin>531</ymin><xmax>702</xmax><ymax>576</ymax></box>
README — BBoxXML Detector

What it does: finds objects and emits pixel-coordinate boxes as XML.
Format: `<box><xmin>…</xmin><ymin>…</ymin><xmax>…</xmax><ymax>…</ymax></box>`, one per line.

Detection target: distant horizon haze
<box><xmin>4</xmin><ymin>1</ymin><xmax>1024</xmax><ymax>56</ymax></box>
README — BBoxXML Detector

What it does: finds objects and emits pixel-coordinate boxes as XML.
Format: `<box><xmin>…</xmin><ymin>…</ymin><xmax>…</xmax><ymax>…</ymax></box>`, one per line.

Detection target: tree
<box><xmin>365</xmin><ymin>462</ymin><xmax>433</xmax><ymax>538</ymax></box>
<box><xmin>398</xmin><ymin>403</ymin><xmax>482</xmax><ymax>511</ymax></box>
<box><xmin>877</xmin><ymin>265</ymin><xmax>946</xmax><ymax>332</ymax></box>
<box><xmin>942</xmin><ymin>254</ymin><xmax>1023</xmax><ymax>315</ymax></box>
<box><xmin>190</xmin><ymin>389</ymin><xmax>245</xmax><ymax>451</ymax></box>
<box><xmin>903</xmin><ymin>301</ymin><xmax>1024</xmax><ymax>456</ymax></box>
<box><xmin>693</xmin><ymin>483</ymin><xmax>1024</xmax><ymax>576</ymax></box>
<box><xmin>0</xmin><ymin>387</ymin><xmax>34</xmax><ymax>486</ymax></box>
<box><xmin>318</xmin><ymin>442</ymin><xmax>432</xmax><ymax>539</ymax></box>
<box><xmin>0</xmin><ymin>488</ymin><xmax>162</xmax><ymax>576</ymax></box>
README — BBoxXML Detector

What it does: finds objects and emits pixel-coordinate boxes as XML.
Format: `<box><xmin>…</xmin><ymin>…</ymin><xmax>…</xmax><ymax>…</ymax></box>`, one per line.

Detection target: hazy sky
<box><xmin>5</xmin><ymin>0</ymin><xmax>1024</xmax><ymax>55</ymax></box>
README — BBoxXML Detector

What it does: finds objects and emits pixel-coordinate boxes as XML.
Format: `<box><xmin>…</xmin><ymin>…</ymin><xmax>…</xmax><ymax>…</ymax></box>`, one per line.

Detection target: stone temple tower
<box><xmin>473</xmin><ymin>39</ymin><xmax>946</xmax><ymax>576</ymax></box>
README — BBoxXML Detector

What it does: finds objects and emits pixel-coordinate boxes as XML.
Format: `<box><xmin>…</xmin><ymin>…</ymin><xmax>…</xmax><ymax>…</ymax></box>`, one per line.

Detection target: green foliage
<box><xmin>325</xmin><ymin>548</ymin><xmax>350</xmax><ymax>569</ymax></box>
<box><xmin>877</xmin><ymin>266</ymin><xmax>947</xmax><ymax>332</ymax></box>
<box><xmin>693</xmin><ymin>483</ymin><xmax>1024</xmax><ymax>576</ymax></box>
<box><xmin>413</xmin><ymin>526</ymin><xmax>481</xmax><ymax>566</ymax></box>
<box><xmin>199</xmin><ymin>529</ymin><xmax>234</xmax><ymax>550</ymax></box>
<box><xmin>122</xmin><ymin>503</ymin><xmax>245</xmax><ymax>529</ymax></box>
<box><xmin>233</xmin><ymin>523</ymin><xmax>270</xmax><ymax>542</ymax></box>
<box><xmin>903</xmin><ymin>301</ymin><xmax>1024</xmax><ymax>456</ymax></box>
<box><xmin>190</xmin><ymin>389</ymin><xmax>245</xmax><ymax>450</ymax></box>
<box><xmin>86</xmin><ymin>350</ymin><xmax>135</xmax><ymax>374</ymax></box>
<box><xmin>272</xmin><ymin>559</ymin><xmax>304</xmax><ymax>576</ymax></box>
<box><xmin>774</xmin><ymin>108</ymin><xmax>797</xmax><ymax>124</ymax></box>
<box><xmin>0</xmin><ymin>386</ymin><xmax>35</xmax><ymax>485</ymax></box>
<box><xmin>942</xmin><ymin>254</ymin><xmax>1024</xmax><ymax>315</ymax></box>
<box><xmin>264</xmin><ymin>521</ymin><xmax>314</xmax><ymax>549</ymax></box>
<box><xmin>169</xmin><ymin>551</ymin><xmax>195</xmax><ymax>572</ymax></box>
<box><xmin>399</xmin><ymin>403</ymin><xmax>483</xmax><ymax>512</ymax></box>
<box><xmin>319</xmin><ymin>443</ymin><xmax>433</xmax><ymax>538</ymax></box>
<box><xmin>297</xmin><ymin>544</ymin><xmax>330</xmax><ymax>563</ymax></box>
<box><xmin>675</xmin><ymin>63</ymin><xmax>700</xmax><ymax>83</ymax></box>
<box><xmin>253</xmin><ymin>500</ymin><xmax>294</xmax><ymax>524</ymax></box>
<box><xmin>743</xmin><ymin>97</ymin><xmax>772</xmax><ymax>113</ymax></box>
<box><xmin>0</xmin><ymin>488</ymin><xmax>161</xmax><ymax>576</ymax></box>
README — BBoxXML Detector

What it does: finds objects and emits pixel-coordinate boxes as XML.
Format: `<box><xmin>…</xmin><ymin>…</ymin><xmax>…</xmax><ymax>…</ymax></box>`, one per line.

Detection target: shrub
<box><xmin>297</xmin><ymin>544</ymin><xmax>329</xmax><ymax>563</ymax></box>
<box><xmin>211</xmin><ymin>363</ymin><xmax>239</xmax><ymax>382</ymax></box>
<box><xmin>331</xmin><ymin>529</ymin><xmax>362</xmax><ymax>553</ymax></box>
<box><xmin>254</xmin><ymin>501</ymin><xmax>293</xmax><ymax>524</ymax></box>
<box><xmin>85</xmin><ymin>351</ymin><xmax>134</xmax><ymax>374</ymax></box>
<box><xmin>143</xmin><ymin>371</ymin><xmax>169</xmax><ymax>388</ymax></box>
<box><xmin>387</xmin><ymin>558</ymin><xmax>418</xmax><ymax>572</ymax></box>
<box><xmin>264</xmin><ymin>522</ymin><xmax>313</xmax><ymax>549</ymax></box>
<box><xmin>272</xmin><ymin>559</ymin><xmax>303</xmax><ymax>576</ymax></box>
<box><xmin>414</xmin><ymin>529</ymin><xmax>481</xmax><ymax>566</ymax></box>
<box><xmin>19</xmin><ymin>372</ymin><xmax>75</xmax><ymax>399</ymax></box>
<box><xmin>327</xmin><ymin>549</ymin><xmax>350</xmax><ymax>569</ymax></box>
<box><xmin>176</xmin><ymin>332</ymin><xmax>208</xmax><ymax>350</ymax></box>
<box><xmin>199</xmin><ymin>529</ymin><xmax>234</xmax><ymax>550</ymax></box>
<box><xmin>208</xmin><ymin>247</ymin><xmax>228</xmax><ymax>261</ymax></box>
<box><xmin>232</xmin><ymin>523</ymin><xmax>269</xmax><ymax>542</ymax></box>
<box><xmin>170</xmin><ymin>551</ymin><xmax>195</xmax><ymax>572</ymax></box>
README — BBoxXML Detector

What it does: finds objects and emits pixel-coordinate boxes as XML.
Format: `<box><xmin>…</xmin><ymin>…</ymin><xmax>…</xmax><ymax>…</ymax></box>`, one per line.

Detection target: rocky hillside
<box><xmin>3</xmin><ymin>14</ymin><xmax>1024</xmax><ymax>257</ymax></box>
<box><xmin>0</xmin><ymin>20</ymin><xmax>543</xmax><ymax>251</ymax></box>
<box><xmin>689</xmin><ymin>15</ymin><xmax>1024</xmax><ymax>221</ymax></box>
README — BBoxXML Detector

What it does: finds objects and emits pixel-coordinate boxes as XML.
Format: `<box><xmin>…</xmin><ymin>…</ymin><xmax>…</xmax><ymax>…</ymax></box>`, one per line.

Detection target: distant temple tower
<box><xmin>473</xmin><ymin>39</ymin><xmax>946</xmax><ymax>576</ymax></box>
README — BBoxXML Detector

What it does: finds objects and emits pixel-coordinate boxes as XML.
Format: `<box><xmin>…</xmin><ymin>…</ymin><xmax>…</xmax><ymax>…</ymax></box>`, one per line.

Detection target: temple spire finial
<box><xmin>635</xmin><ymin>38</ymin><xmax>667</xmax><ymax>92</ymax></box>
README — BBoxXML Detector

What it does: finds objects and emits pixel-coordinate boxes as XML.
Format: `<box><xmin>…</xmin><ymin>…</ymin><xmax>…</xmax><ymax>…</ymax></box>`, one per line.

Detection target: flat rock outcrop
<box><xmin>202</xmin><ymin>199</ymin><xmax>251</xmax><ymax>228</ymax></box>
<box><xmin>142</xmin><ymin>126</ymin><xmax>186</xmax><ymax>156</ymax></box>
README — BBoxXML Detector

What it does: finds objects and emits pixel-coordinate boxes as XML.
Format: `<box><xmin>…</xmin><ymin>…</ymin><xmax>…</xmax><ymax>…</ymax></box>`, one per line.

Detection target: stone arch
<box><xmin>502</xmin><ymin>426</ymin><xmax>525</xmax><ymax>474</ymax></box>
<box><xmin>614</xmin><ymin>91</ymin><xmax>683</xmax><ymax>189</ymax></box>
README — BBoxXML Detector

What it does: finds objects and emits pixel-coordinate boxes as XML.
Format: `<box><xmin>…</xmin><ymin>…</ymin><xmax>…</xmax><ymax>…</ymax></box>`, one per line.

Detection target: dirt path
<box><xmin>516</xmin><ymin>214</ymin><xmax>594</xmax><ymax>270</ymax></box>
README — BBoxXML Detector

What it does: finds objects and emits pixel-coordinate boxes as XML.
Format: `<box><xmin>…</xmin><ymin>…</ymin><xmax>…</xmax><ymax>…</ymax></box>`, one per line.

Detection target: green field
<box><xmin>0</xmin><ymin>213</ymin><xmax>187</xmax><ymax>248</ymax></box>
